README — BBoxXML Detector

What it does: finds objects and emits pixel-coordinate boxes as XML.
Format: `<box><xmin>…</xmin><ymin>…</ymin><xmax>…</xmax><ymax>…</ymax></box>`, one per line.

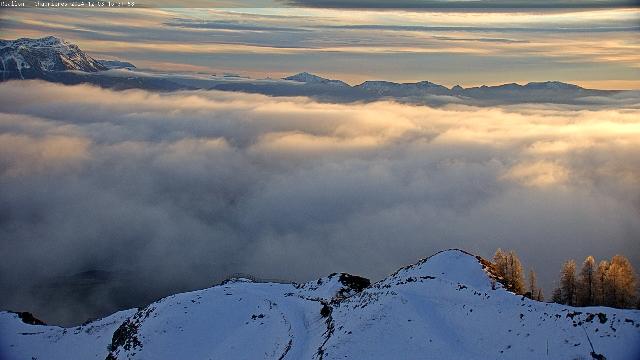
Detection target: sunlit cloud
<box><xmin>0</xmin><ymin>133</ymin><xmax>90</xmax><ymax>177</ymax></box>
<box><xmin>1</xmin><ymin>82</ymin><xmax>638</xmax><ymax>326</ymax></box>
<box><xmin>284</xmin><ymin>0</ymin><xmax>639</xmax><ymax>9</ymax></box>
<box><xmin>503</xmin><ymin>161</ymin><xmax>570</xmax><ymax>187</ymax></box>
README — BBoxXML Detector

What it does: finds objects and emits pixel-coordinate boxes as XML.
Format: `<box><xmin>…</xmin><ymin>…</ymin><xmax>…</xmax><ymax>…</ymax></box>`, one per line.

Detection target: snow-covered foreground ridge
<box><xmin>1</xmin><ymin>249</ymin><xmax>639</xmax><ymax>360</ymax></box>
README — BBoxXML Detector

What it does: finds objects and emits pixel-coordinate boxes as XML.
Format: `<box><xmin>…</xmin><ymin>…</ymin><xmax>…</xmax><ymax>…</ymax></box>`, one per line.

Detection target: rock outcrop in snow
<box><xmin>1</xmin><ymin>249</ymin><xmax>638</xmax><ymax>360</ymax></box>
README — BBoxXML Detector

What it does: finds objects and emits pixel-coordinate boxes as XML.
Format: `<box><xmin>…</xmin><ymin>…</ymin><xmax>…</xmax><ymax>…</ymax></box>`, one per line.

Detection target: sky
<box><xmin>1</xmin><ymin>3</ymin><xmax>639</xmax><ymax>88</ymax></box>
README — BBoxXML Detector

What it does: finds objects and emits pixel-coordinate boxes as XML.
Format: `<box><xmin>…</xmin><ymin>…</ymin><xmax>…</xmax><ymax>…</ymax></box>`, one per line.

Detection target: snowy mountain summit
<box><xmin>524</xmin><ymin>81</ymin><xmax>582</xmax><ymax>90</ymax></box>
<box><xmin>1</xmin><ymin>249</ymin><xmax>639</xmax><ymax>359</ymax></box>
<box><xmin>283</xmin><ymin>72</ymin><xmax>349</xmax><ymax>86</ymax></box>
<box><xmin>355</xmin><ymin>80</ymin><xmax>451</xmax><ymax>95</ymax></box>
<box><xmin>0</xmin><ymin>36</ymin><xmax>106</xmax><ymax>79</ymax></box>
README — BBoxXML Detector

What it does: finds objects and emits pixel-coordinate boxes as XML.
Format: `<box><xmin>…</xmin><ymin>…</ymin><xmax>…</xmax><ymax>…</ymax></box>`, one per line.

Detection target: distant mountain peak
<box><xmin>283</xmin><ymin>72</ymin><xmax>349</xmax><ymax>86</ymax></box>
<box><xmin>25</xmin><ymin>35</ymin><xmax>64</xmax><ymax>45</ymax></box>
<box><xmin>0</xmin><ymin>35</ymin><xmax>106</xmax><ymax>79</ymax></box>
<box><xmin>357</xmin><ymin>80</ymin><xmax>399</xmax><ymax>86</ymax></box>
<box><xmin>524</xmin><ymin>81</ymin><xmax>582</xmax><ymax>90</ymax></box>
<box><xmin>355</xmin><ymin>79</ymin><xmax>450</xmax><ymax>94</ymax></box>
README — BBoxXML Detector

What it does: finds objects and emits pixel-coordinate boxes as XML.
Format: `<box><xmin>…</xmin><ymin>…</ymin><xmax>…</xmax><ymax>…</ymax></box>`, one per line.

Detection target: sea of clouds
<box><xmin>1</xmin><ymin>80</ymin><xmax>638</xmax><ymax>324</ymax></box>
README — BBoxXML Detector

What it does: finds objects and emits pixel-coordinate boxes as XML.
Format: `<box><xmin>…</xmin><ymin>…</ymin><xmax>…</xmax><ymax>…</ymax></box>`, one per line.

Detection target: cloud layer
<box><xmin>1</xmin><ymin>81</ymin><xmax>639</xmax><ymax>324</ymax></box>
<box><xmin>285</xmin><ymin>0</ymin><xmax>639</xmax><ymax>9</ymax></box>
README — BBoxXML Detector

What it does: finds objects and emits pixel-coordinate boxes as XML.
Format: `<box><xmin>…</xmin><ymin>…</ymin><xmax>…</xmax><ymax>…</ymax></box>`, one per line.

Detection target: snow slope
<box><xmin>1</xmin><ymin>249</ymin><xmax>638</xmax><ymax>359</ymax></box>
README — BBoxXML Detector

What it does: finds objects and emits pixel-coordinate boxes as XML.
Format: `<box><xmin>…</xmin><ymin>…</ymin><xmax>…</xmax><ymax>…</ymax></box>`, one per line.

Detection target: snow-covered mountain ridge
<box><xmin>0</xmin><ymin>36</ymin><xmax>604</xmax><ymax>94</ymax></box>
<box><xmin>283</xmin><ymin>71</ymin><xmax>585</xmax><ymax>93</ymax></box>
<box><xmin>283</xmin><ymin>72</ymin><xmax>349</xmax><ymax>87</ymax></box>
<box><xmin>1</xmin><ymin>249</ymin><xmax>638</xmax><ymax>360</ymax></box>
<box><xmin>0</xmin><ymin>36</ymin><xmax>105</xmax><ymax>79</ymax></box>
<box><xmin>1</xmin><ymin>36</ymin><xmax>625</xmax><ymax>106</ymax></box>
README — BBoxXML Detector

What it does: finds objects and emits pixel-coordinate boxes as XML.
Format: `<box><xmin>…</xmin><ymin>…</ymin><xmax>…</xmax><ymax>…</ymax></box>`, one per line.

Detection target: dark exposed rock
<box><xmin>320</xmin><ymin>304</ymin><xmax>332</xmax><ymax>318</ymax></box>
<box><xmin>598</xmin><ymin>313</ymin><xmax>608</xmax><ymax>324</ymax></box>
<box><xmin>16</xmin><ymin>312</ymin><xmax>46</xmax><ymax>326</ymax></box>
<box><xmin>338</xmin><ymin>273</ymin><xmax>370</xmax><ymax>293</ymax></box>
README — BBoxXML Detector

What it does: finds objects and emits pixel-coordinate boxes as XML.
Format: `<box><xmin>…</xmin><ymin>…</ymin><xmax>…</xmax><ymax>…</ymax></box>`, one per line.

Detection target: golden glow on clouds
<box><xmin>238</xmin><ymin>7</ymin><xmax>638</xmax><ymax>27</ymax></box>
<box><xmin>503</xmin><ymin>161</ymin><xmax>570</xmax><ymax>187</ymax></box>
<box><xmin>1</xmin><ymin>81</ymin><xmax>638</xmax><ymax>189</ymax></box>
<box><xmin>0</xmin><ymin>133</ymin><xmax>90</xmax><ymax>177</ymax></box>
<box><xmin>2</xmin><ymin>80</ymin><xmax>639</xmax><ymax>306</ymax></box>
<box><xmin>83</xmin><ymin>38</ymin><xmax>493</xmax><ymax>56</ymax></box>
<box><xmin>251</xmin><ymin>132</ymin><xmax>382</xmax><ymax>157</ymax></box>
